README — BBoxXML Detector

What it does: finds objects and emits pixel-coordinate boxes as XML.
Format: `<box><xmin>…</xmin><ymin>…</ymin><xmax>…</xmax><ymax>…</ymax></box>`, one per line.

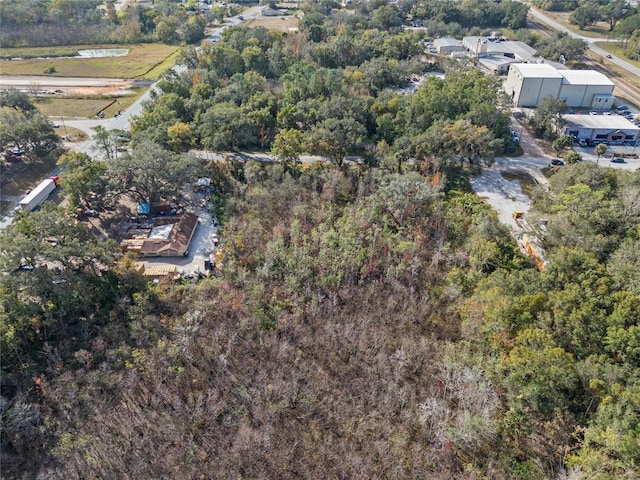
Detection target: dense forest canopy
<box><xmin>2</xmin><ymin>160</ymin><xmax>640</xmax><ymax>479</ymax></box>
<box><xmin>2</xmin><ymin>0</ymin><xmax>640</xmax><ymax>478</ymax></box>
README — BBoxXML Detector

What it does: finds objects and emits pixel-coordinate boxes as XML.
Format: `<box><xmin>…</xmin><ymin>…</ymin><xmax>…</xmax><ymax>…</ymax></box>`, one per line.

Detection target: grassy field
<box><xmin>34</xmin><ymin>89</ymin><xmax>144</xmax><ymax>119</ymax></box>
<box><xmin>243</xmin><ymin>15</ymin><xmax>300</xmax><ymax>31</ymax></box>
<box><xmin>0</xmin><ymin>43</ymin><xmax>179</xmax><ymax>79</ymax></box>
<box><xmin>541</xmin><ymin>10</ymin><xmax>612</xmax><ymax>38</ymax></box>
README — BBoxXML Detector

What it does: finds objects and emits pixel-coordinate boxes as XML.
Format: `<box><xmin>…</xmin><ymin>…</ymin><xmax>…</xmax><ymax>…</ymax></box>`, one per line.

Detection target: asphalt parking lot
<box><xmin>573</xmin><ymin>143</ymin><xmax>640</xmax><ymax>170</ymax></box>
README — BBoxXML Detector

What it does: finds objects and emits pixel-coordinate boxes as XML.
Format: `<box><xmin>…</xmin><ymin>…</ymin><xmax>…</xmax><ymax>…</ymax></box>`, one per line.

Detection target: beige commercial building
<box><xmin>504</xmin><ymin>64</ymin><xmax>615</xmax><ymax>108</ymax></box>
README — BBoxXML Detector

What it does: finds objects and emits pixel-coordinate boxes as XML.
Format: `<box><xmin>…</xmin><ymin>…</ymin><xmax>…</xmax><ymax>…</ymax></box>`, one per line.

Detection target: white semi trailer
<box><xmin>19</xmin><ymin>176</ymin><xmax>61</xmax><ymax>211</ymax></box>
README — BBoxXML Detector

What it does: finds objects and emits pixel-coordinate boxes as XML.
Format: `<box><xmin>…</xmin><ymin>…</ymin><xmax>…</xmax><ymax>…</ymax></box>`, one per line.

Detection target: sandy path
<box><xmin>0</xmin><ymin>75</ymin><xmax>134</xmax><ymax>95</ymax></box>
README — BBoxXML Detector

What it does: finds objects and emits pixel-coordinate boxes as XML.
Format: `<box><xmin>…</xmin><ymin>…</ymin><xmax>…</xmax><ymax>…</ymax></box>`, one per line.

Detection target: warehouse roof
<box><xmin>564</xmin><ymin>114</ymin><xmax>640</xmax><ymax>130</ymax></box>
<box><xmin>511</xmin><ymin>63</ymin><xmax>563</xmax><ymax>78</ymax></box>
<box><xmin>501</xmin><ymin>41</ymin><xmax>536</xmax><ymax>60</ymax></box>
<box><xmin>433</xmin><ymin>37</ymin><xmax>463</xmax><ymax>47</ymax></box>
<box><xmin>559</xmin><ymin>70</ymin><xmax>615</xmax><ymax>86</ymax></box>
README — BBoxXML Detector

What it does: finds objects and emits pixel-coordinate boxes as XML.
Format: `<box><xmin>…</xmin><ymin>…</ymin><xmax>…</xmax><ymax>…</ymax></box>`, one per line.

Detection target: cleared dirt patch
<box><xmin>501</xmin><ymin>171</ymin><xmax>538</xmax><ymax>198</ymax></box>
<box><xmin>244</xmin><ymin>15</ymin><xmax>300</xmax><ymax>31</ymax></box>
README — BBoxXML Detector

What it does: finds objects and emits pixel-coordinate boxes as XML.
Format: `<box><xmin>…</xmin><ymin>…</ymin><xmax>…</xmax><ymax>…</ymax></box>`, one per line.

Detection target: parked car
<box><xmin>511</xmin><ymin>131</ymin><xmax>520</xmax><ymax>143</ymax></box>
<box><xmin>589</xmin><ymin>111</ymin><xmax>599</xmax><ymax>116</ymax></box>
<box><xmin>616</xmin><ymin>105</ymin><xmax>629</xmax><ymax>112</ymax></box>
<box><xmin>10</xmin><ymin>148</ymin><xmax>24</xmax><ymax>156</ymax></box>
<box><xmin>577</xmin><ymin>138</ymin><xmax>588</xmax><ymax>147</ymax></box>
<box><xmin>550</xmin><ymin>159</ymin><xmax>565</xmax><ymax>166</ymax></box>
<box><xmin>611</xmin><ymin>157</ymin><xmax>625</xmax><ymax>163</ymax></box>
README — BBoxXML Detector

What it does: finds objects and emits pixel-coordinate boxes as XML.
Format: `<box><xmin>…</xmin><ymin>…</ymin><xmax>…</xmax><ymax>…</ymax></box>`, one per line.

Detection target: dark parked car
<box><xmin>611</xmin><ymin>157</ymin><xmax>625</xmax><ymax>163</ymax></box>
<box><xmin>550</xmin><ymin>159</ymin><xmax>565</xmax><ymax>166</ymax></box>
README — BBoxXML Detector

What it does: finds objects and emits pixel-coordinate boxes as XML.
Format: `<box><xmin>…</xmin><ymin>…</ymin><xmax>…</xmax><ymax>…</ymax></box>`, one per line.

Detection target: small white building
<box><xmin>504</xmin><ymin>63</ymin><xmax>616</xmax><ymax>108</ymax></box>
<box><xmin>433</xmin><ymin>37</ymin><xmax>465</xmax><ymax>54</ymax></box>
<box><xmin>563</xmin><ymin>114</ymin><xmax>639</xmax><ymax>145</ymax></box>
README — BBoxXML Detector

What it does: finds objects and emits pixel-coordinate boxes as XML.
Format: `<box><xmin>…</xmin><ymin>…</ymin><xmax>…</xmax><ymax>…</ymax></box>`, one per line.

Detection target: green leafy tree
<box><xmin>439</xmin><ymin>119</ymin><xmax>501</xmax><ymax>168</ymax></box>
<box><xmin>57</xmin><ymin>152</ymin><xmax>107</xmax><ymax>210</ymax></box>
<box><xmin>155</xmin><ymin>17</ymin><xmax>180</xmax><ymax>44</ymax></box>
<box><xmin>564</xmin><ymin>149</ymin><xmax>582</xmax><ymax>164</ymax></box>
<box><xmin>271</xmin><ymin>128</ymin><xmax>305</xmax><ymax>173</ymax></box>
<box><xmin>92</xmin><ymin>125</ymin><xmax>121</xmax><ymax>160</ymax></box>
<box><xmin>530</xmin><ymin>97</ymin><xmax>567</xmax><ymax>139</ymax></box>
<box><xmin>595</xmin><ymin>143</ymin><xmax>607</xmax><ymax>164</ymax></box>
<box><xmin>536</xmin><ymin>32</ymin><xmax>587</xmax><ymax>62</ymax></box>
<box><xmin>198</xmin><ymin>101</ymin><xmax>257</xmax><ymax>151</ymax></box>
<box><xmin>601</xmin><ymin>0</ymin><xmax>630</xmax><ymax>31</ymax></box>
<box><xmin>0</xmin><ymin>206</ymin><xmax>120</xmax><ymax>377</ymax></box>
<box><xmin>180</xmin><ymin>14</ymin><xmax>206</xmax><ymax>44</ymax></box>
<box><xmin>307</xmin><ymin>117</ymin><xmax>368</xmax><ymax>168</ymax></box>
<box><xmin>0</xmin><ymin>88</ymin><xmax>36</xmax><ymax>113</ymax></box>
<box><xmin>570</xmin><ymin>4</ymin><xmax>601</xmax><ymax>29</ymax></box>
<box><xmin>552</xmin><ymin>134</ymin><xmax>573</xmax><ymax>156</ymax></box>
<box><xmin>502</xmin><ymin>0</ymin><xmax>529</xmax><ymax>29</ymax></box>
<box><xmin>0</xmin><ymin>109</ymin><xmax>58</xmax><ymax>156</ymax></box>
<box><xmin>167</xmin><ymin>121</ymin><xmax>194</xmax><ymax>152</ymax></box>
<box><xmin>107</xmin><ymin>139</ymin><xmax>197</xmax><ymax>203</ymax></box>
<box><xmin>502</xmin><ymin>328</ymin><xmax>579</xmax><ymax>415</ymax></box>
<box><xmin>613</xmin><ymin>13</ymin><xmax>640</xmax><ymax>49</ymax></box>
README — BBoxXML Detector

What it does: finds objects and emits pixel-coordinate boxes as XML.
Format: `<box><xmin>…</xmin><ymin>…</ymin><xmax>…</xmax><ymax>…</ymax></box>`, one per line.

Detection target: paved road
<box><xmin>0</xmin><ymin>10</ymin><xmax>263</xmax><ymax>231</ymax></box>
<box><xmin>525</xmin><ymin>4</ymin><xmax>640</xmax><ymax>78</ymax></box>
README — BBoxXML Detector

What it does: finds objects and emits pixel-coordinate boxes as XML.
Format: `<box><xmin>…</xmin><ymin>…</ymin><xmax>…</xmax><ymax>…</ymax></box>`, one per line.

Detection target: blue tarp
<box><xmin>137</xmin><ymin>202</ymin><xmax>150</xmax><ymax>215</ymax></box>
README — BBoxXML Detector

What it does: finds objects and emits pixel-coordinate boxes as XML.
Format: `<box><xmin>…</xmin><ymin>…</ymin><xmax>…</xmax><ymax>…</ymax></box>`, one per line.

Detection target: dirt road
<box><xmin>0</xmin><ymin>75</ymin><xmax>135</xmax><ymax>96</ymax></box>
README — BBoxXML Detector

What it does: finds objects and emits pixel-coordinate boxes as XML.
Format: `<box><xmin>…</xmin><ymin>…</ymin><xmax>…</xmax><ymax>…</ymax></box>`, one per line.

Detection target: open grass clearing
<box><xmin>0</xmin><ymin>43</ymin><xmax>179</xmax><ymax>79</ymax></box>
<box><xmin>243</xmin><ymin>15</ymin><xmax>300</xmax><ymax>31</ymax></box>
<box><xmin>540</xmin><ymin>10</ymin><xmax>612</xmax><ymax>38</ymax></box>
<box><xmin>34</xmin><ymin>89</ymin><xmax>144</xmax><ymax>119</ymax></box>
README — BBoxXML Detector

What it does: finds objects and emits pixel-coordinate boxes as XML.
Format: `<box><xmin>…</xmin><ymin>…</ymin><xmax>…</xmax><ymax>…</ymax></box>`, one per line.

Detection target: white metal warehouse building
<box><xmin>504</xmin><ymin>64</ymin><xmax>615</xmax><ymax>108</ymax></box>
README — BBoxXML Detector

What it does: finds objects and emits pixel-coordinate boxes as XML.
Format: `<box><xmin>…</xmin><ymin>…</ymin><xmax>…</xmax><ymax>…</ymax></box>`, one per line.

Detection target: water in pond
<box><xmin>77</xmin><ymin>49</ymin><xmax>129</xmax><ymax>58</ymax></box>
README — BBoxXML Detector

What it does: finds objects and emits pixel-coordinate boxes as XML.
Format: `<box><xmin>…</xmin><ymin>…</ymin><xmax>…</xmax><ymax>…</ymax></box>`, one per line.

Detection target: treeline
<box><xmin>132</xmin><ymin>9</ymin><xmax>518</xmax><ymax>169</ymax></box>
<box><xmin>0</xmin><ymin>0</ymin><xmax>210</xmax><ymax>48</ymax></box>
